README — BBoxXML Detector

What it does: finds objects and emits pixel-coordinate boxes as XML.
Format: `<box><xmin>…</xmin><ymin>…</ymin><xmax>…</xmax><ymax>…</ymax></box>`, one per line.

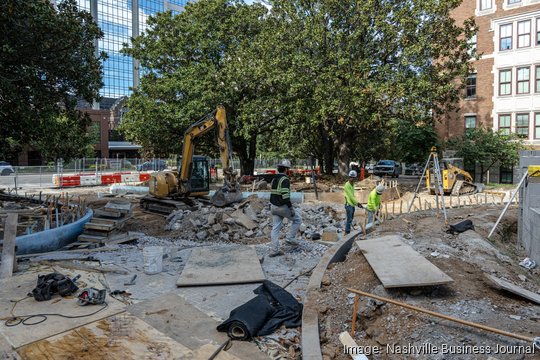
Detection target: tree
<box><xmin>445</xmin><ymin>128</ymin><xmax>527</xmax><ymax>182</ymax></box>
<box><xmin>255</xmin><ymin>0</ymin><xmax>475</xmax><ymax>174</ymax></box>
<box><xmin>0</xmin><ymin>0</ymin><xmax>105</xmax><ymax>162</ymax></box>
<box><xmin>121</xmin><ymin>0</ymin><xmax>271</xmax><ymax>174</ymax></box>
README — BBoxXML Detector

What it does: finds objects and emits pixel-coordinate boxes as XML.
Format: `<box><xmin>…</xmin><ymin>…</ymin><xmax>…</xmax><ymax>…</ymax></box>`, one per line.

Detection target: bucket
<box><xmin>143</xmin><ymin>246</ymin><xmax>163</xmax><ymax>275</ymax></box>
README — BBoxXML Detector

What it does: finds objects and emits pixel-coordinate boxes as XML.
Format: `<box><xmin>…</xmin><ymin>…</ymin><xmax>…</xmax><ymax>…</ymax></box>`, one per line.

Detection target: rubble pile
<box><xmin>164</xmin><ymin>196</ymin><xmax>347</xmax><ymax>245</ymax></box>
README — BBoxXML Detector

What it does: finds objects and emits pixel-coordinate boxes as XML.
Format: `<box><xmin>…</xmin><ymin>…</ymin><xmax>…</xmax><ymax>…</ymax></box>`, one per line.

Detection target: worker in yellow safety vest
<box><xmin>367</xmin><ymin>184</ymin><xmax>385</xmax><ymax>225</ymax></box>
<box><xmin>344</xmin><ymin>170</ymin><xmax>363</xmax><ymax>234</ymax></box>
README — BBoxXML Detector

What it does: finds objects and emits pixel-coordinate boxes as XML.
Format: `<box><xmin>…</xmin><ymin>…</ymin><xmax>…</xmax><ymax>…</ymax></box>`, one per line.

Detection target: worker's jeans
<box><xmin>271</xmin><ymin>205</ymin><xmax>302</xmax><ymax>251</ymax></box>
<box><xmin>367</xmin><ymin>210</ymin><xmax>377</xmax><ymax>225</ymax></box>
<box><xmin>345</xmin><ymin>204</ymin><xmax>355</xmax><ymax>234</ymax></box>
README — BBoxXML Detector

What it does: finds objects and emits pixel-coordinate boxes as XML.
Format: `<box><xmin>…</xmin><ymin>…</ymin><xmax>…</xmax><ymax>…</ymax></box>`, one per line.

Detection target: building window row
<box><xmin>497</xmin><ymin>113</ymin><xmax>540</xmax><ymax>139</ymax></box>
<box><xmin>498</xmin><ymin>17</ymin><xmax>540</xmax><ymax>51</ymax></box>
<box><xmin>497</xmin><ymin>66</ymin><xmax>540</xmax><ymax>96</ymax></box>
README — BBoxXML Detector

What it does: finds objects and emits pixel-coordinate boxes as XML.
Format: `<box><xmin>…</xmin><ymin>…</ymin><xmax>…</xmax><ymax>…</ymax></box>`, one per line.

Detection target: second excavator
<box><xmin>140</xmin><ymin>105</ymin><xmax>243</xmax><ymax>214</ymax></box>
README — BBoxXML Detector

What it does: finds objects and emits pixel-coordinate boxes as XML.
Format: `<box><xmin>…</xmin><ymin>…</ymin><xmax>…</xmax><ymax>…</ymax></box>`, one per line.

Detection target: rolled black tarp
<box><xmin>217</xmin><ymin>280</ymin><xmax>303</xmax><ymax>340</ymax></box>
<box><xmin>216</xmin><ymin>293</ymin><xmax>275</xmax><ymax>340</ymax></box>
<box><xmin>447</xmin><ymin>219</ymin><xmax>475</xmax><ymax>234</ymax></box>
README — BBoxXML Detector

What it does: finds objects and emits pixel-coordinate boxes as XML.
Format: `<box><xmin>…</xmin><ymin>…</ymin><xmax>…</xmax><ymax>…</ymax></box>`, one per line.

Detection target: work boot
<box><xmin>285</xmin><ymin>238</ymin><xmax>300</xmax><ymax>246</ymax></box>
<box><xmin>268</xmin><ymin>249</ymin><xmax>284</xmax><ymax>257</ymax></box>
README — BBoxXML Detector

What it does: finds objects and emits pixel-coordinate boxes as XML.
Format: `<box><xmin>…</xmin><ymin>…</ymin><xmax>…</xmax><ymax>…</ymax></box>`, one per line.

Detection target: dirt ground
<box><xmin>316</xmin><ymin>205</ymin><xmax>540</xmax><ymax>360</ymax></box>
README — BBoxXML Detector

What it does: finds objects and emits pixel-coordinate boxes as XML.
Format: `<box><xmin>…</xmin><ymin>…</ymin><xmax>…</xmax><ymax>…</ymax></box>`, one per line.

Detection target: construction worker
<box><xmin>344</xmin><ymin>170</ymin><xmax>362</xmax><ymax>234</ymax></box>
<box><xmin>269</xmin><ymin>159</ymin><xmax>302</xmax><ymax>257</ymax></box>
<box><xmin>367</xmin><ymin>184</ymin><xmax>385</xmax><ymax>225</ymax></box>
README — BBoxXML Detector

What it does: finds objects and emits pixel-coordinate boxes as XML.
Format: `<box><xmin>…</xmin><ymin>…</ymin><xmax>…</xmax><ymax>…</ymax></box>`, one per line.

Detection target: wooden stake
<box><xmin>449</xmin><ymin>195</ymin><xmax>453</xmax><ymax>208</ymax></box>
<box><xmin>350</xmin><ymin>294</ymin><xmax>359</xmax><ymax>336</ymax></box>
<box><xmin>399</xmin><ymin>199</ymin><xmax>403</xmax><ymax>215</ymax></box>
<box><xmin>0</xmin><ymin>213</ymin><xmax>18</xmax><ymax>278</ymax></box>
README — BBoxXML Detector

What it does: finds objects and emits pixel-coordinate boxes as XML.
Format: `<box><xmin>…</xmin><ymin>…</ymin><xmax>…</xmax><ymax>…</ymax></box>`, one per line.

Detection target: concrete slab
<box><xmin>486</xmin><ymin>274</ymin><xmax>540</xmax><ymax>305</ymax></box>
<box><xmin>127</xmin><ymin>293</ymin><xmax>267</xmax><ymax>360</ymax></box>
<box><xmin>0</xmin><ymin>270</ymin><xmax>125</xmax><ymax>349</ymax></box>
<box><xmin>176</xmin><ymin>283</ymin><xmax>260</xmax><ymax>321</ymax></box>
<box><xmin>176</xmin><ymin>246</ymin><xmax>265</xmax><ymax>287</ymax></box>
<box><xmin>356</xmin><ymin>235</ymin><xmax>453</xmax><ymax>288</ymax></box>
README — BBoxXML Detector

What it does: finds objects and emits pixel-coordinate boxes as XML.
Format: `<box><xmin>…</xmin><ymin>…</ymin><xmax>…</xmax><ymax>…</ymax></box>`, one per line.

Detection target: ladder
<box><xmin>409</xmin><ymin>147</ymin><xmax>447</xmax><ymax>223</ymax></box>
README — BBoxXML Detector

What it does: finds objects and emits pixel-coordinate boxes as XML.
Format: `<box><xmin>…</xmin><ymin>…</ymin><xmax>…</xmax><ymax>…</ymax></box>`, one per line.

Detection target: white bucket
<box><xmin>143</xmin><ymin>246</ymin><xmax>163</xmax><ymax>275</ymax></box>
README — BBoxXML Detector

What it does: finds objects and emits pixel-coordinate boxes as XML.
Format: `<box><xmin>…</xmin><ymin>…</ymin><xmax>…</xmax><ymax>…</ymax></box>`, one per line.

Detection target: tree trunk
<box><xmin>336</xmin><ymin>140</ymin><xmax>352</xmax><ymax>176</ymax></box>
<box><xmin>235</xmin><ymin>134</ymin><xmax>257</xmax><ymax>176</ymax></box>
<box><xmin>319</xmin><ymin>125</ymin><xmax>334</xmax><ymax>175</ymax></box>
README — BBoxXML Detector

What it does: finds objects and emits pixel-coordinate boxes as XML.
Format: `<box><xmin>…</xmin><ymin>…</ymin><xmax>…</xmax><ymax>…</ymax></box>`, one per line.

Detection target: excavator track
<box><xmin>451</xmin><ymin>180</ymin><xmax>477</xmax><ymax>196</ymax></box>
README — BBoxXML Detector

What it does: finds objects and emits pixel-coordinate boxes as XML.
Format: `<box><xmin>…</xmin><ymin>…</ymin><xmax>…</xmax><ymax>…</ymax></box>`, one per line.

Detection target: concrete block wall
<box><xmin>519</xmin><ymin>151</ymin><xmax>540</xmax><ymax>263</ymax></box>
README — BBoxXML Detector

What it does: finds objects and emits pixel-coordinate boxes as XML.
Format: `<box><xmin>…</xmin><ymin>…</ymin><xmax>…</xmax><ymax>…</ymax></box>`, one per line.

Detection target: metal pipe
<box><xmin>488</xmin><ymin>171</ymin><xmax>528</xmax><ymax>239</ymax></box>
<box><xmin>347</xmin><ymin>288</ymin><xmax>535</xmax><ymax>343</ymax></box>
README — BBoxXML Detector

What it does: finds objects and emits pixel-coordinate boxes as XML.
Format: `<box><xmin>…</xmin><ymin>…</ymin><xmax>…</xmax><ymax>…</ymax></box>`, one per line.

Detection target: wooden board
<box><xmin>486</xmin><ymin>274</ymin><xmax>540</xmax><ymax>305</ymax></box>
<box><xmin>355</xmin><ymin>235</ymin><xmax>453</xmax><ymax>288</ymax></box>
<box><xmin>0</xmin><ymin>213</ymin><xmax>18</xmax><ymax>278</ymax></box>
<box><xmin>17</xmin><ymin>315</ymin><xmax>191</xmax><ymax>360</ymax></box>
<box><xmin>0</xmin><ymin>270</ymin><xmax>125</xmax><ymax>349</ymax></box>
<box><xmin>127</xmin><ymin>293</ymin><xmax>266</xmax><ymax>360</ymax></box>
<box><xmin>104</xmin><ymin>201</ymin><xmax>132</xmax><ymax>214</ymax></box>
<box><xmin>176</xmin><ymin>246</ymin><xmax>265</xmax><ymax>287</ymax></box>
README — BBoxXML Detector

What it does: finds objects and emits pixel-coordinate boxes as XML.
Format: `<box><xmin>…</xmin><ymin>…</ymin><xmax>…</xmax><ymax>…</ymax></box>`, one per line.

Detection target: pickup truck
<box><xmin>373</xmin><ymin>160</ymin><xmax>402</xmax><ymax>178</ymax></box>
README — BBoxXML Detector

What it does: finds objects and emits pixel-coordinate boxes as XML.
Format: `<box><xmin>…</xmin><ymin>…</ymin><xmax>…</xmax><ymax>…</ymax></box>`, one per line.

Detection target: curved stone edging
<box><xmin>302</xmin><ymin>226</ymin><xmax>371</xmax><ymax>360</ymax></box>
<box><xmin>15</xmin><ymin>209</ymin><xmax>93</xmax><ymax>255</ymax></box>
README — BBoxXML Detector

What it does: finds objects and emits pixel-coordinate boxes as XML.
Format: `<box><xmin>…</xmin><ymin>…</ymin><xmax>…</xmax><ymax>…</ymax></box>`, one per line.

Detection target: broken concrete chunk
<box><xmin>207</xmin><ymin>214</ymin><xmax>216</xmax><ymax>225</ymax></box>
<box><xmin>299</xmin><ymin>223</ymin><xmax>307</xmax><ymax>233</ymax></box>
<box><xmin>232</xmin><ymin>209</ymin><xmax>258</xmax><ymax>230</ymax></box>
<box><xmin>322</xmin><ymin>229</ymin><xmax>338</xmax><ymax>242</ymax></box>
<box><xmin>245</xmin><ymin>230</ymin><xmax>254</xmax><ymax>237</ymax></box>
<box><xmin>223</xmin><ymin>218</ymin><xmax>236</xmax><ymax>225</ymax></box>
<box><xmin>195</xmin><ymin>230</ymin><xmax>208</xmax><ymax>241</ymax></box>
<box><xmin>212</xmin><ymin>223</ymin><xmax>222</xmax><ymax>233</ymax></box>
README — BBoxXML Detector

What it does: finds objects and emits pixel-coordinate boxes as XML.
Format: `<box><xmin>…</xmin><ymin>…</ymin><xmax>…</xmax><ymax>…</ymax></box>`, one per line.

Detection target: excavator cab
<box><xmin>178</xmin><ymin>155</ymin><xmax>210</xmax><ymax>195</ymax></box>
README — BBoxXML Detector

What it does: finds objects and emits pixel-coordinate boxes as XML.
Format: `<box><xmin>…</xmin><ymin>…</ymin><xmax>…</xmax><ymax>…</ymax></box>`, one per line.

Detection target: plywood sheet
<box><xmin>17</xmin><ymin>315</ymin><xmax>194</xmax><ymax>360</ymax></box>
<box><xmin>128</xmin><ymin>294</ymin><xmax>266</xmax><ymax>360</ymax></box>
<box><xmin>0</xmin><ymin>270</ymin><xmax>125</xmax><ymax>349</ymax></box>
<box><xmin>356</xmin><ymin>235</ymin><xmax>453</xmax><ymax>288</ymax></box>
<box><xmin>176</xmin><ymin>246</ymin><xmax>265</xmax><ymax>287</ymax></box>
<box><xmin>486</xmin><ymin>274</ymin><xmax>540</xmax><ymax>305</ymax></box>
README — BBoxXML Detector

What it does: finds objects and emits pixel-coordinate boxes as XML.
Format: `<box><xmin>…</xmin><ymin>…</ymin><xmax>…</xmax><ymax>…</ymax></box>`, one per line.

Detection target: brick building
<box><xmin>440</xmin><ymin>0</ymin><xmax>540</xmax><ymax>183</ymax></box>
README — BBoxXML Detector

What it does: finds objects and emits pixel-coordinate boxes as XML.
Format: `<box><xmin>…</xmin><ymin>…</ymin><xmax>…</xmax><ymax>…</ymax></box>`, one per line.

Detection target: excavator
<box><xmin>140</xmin><ymin>105</ymin><xmax>243</xmax><ymax>214</ymax></box>
<box><xmin>426</xmin><ymin>157</ymin><xmax>478</xmax><ymax>196</ymax></box>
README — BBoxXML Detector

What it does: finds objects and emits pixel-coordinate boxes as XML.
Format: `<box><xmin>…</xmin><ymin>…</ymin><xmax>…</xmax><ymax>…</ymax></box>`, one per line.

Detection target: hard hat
<box><xmin>278</xmin><ymin>159</ymin><xmax>291</xmax><ymax>168</ymax></box>
<box><xmin>348</xmin><ymin>170</ymin><xmax>357</xmax><ymax>178</ymax></box>
<box><xmin>376</xmin><ymin>184</ymin><xmax>385</xmax><ymax>194</ymax></box>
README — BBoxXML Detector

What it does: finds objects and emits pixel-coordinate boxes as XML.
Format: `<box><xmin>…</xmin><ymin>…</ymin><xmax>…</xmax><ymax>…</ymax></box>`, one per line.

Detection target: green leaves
<box><xmin>0</xmin><ymin>0</ymin><xmax>104</xmax><ymax>162</ymax></box>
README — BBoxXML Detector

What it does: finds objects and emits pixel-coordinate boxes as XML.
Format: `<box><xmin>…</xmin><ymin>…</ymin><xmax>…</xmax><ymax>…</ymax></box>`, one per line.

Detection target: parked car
<box><xmin>365</xmin><ymin>163</ymin><xmax>375</xmax><ymax>174</ymax></box>
<box><xmin>373</xmin><ymin>160</ymin><xmax>402</xmax><ymax>178</ymax></box>
<box><xmin>0</xmin><ymin>161</ymin><xmax>14</xmax><ymax>176</ymax></box>
<box><xmin>405</xmin><ymin>163</ymin><xmax>423</xmax><ymax>176</ymax></box>
<box><xmin>136</xmin><ymin>160</ymin><xmax>167</xmax><ymax>171</ymax></box>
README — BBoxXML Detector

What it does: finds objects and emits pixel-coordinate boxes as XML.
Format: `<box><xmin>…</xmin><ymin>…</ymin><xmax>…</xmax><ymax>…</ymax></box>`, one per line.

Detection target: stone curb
<box><xmin>301</xmin><ymin>226</ymin><xmax>371</xmax><ymax>360</ymax></box>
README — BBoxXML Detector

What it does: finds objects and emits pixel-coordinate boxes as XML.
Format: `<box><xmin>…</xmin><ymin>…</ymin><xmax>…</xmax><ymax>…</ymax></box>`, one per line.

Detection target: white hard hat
<box><xmin>278</xmin><ymin>159</ymin><xmax>291</xmax><ymax>168</ymax></box>
<box><xmin>348</xmin><ymin>170</ymin><xmax>357</xmax><ymax>178</ymax></box>
<box><xmin>376</xmin><ymin>184</ymin><xmax>385</xmax><ymax>194</ymax></box>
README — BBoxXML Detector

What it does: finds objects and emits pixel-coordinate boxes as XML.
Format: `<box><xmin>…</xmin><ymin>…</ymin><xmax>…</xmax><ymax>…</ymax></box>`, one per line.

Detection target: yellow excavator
<box><xmin>140</xmin><ymin>105</ymin><xmax>243</xmax><ymax>214</ymax></box>
<box><xmin>426</xmin><ymin>157</ymin><xmax>478</xmax><ymax>196</ymax></box>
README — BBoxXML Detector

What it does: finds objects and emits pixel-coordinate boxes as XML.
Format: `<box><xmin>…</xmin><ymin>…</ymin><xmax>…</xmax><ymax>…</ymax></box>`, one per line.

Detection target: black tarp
<box><xmin>447</xmin><ymin>219</ymin><xmax>475</xmax><ymax>234</ymax></box>
<box><xmin>217</xmin><ymin>280</ymin><xmax>303</xmax><ymax>340</ymax></box>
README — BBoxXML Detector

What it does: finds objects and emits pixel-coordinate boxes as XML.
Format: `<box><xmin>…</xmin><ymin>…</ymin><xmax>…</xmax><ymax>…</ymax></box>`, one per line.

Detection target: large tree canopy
<box><xmin>121</xmin><ymin>0</ymin><xmax>473</xmax><ymax>175</ymax></box>
<box><xmin>121</xmin><ymin>0</ymin><xmax>271</xmax><ymax>174</ymax></box>
<box><xmin>0</xmin><ymin>0</ymin><xmax>105</xmax><ymax>162</ymax></box>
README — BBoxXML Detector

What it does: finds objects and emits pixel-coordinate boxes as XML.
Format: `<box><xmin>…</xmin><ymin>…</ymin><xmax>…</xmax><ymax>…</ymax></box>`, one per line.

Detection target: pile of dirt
<box><xmin>316</xmin><ymin>206</ymin><xmax>540</xmax><ymax>360</ymax></box>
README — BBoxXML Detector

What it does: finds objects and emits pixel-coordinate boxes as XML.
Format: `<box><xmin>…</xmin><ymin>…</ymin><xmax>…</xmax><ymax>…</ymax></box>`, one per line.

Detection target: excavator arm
<box><xmin>177</xmin><ymin>105</ymin><xmax>241</xmax><ymax>206</ymax></box>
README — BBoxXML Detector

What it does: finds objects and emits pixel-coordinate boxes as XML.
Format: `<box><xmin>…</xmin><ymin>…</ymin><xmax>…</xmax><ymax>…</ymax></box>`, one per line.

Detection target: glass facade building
<box><xmin>54</xmin><ymin>0</ymin><xmax>191</xmax><ymax>100</ymax></box>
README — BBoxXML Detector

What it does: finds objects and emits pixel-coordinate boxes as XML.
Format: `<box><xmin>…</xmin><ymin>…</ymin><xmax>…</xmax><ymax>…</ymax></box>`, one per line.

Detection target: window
<box><xmin>516</xmin><ymin>113</ymin><xmax>529</xmax><ymax>138</ymax></box>
<box><xmin>508</xmin><ymin>0</ymin><xmax>521</xmax><ymax>4</ymax></box>
<box><xmin>499</xmin><ymin>69</ymin><xmax>512</xmax><ymax>95</ymax></box>
<box><xmin>536</xmin><ymin>66</ymin><xmax>540</xmax><ymax>93</ymax></box>
<box><xmin>518</xmin><ymin>20</ymin><xmax>531</xmax><ymax>48</ymax></box>
<box><xmin>468</xmin><ymin>33</ymin><xmax>477</xmax><ymax>56</ymax></box>
<box><xmin>466</xmin><ymin>74</ymin><xmax>477</xmax><ymax>98</ymax></box>
<box><xmin>499</xmin><ymin>114</ymin><xmax>511</xmax><ymax>134</ymax></box>
<box><xmin>500</xmin><ymin>166</ymin><xmax>513</xmax><ymax>184</ymax></box>
<box><xmin>517</xmin><ymin>67</ymin><xmax>530</xmax><ymax>94</ymax></box>
<box><xmin>500</xmin><ymin>24</ymin><xmax>513</xmax><ymax>50</ymax></box>
<box><xmin>480</xmin><ymin>0</ymin><xmax>492</xmax><ymax>10</ymax></box>
<box><xmin>535</xmin><ymin>113</ymin><xmax>540</xmax><ymax>139</ymax></box>
<box><xmin>537</xmin><ymin>19</ymin><xmax>540</xmax><ymax>45</ymax></box>
<box><xmin>465</xmin><ymin>115</ymin><xmax>477</xmax><ymax>129</ymax></box>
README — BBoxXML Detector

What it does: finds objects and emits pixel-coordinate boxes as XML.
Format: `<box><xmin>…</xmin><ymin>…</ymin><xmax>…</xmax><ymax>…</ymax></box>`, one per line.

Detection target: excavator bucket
<box><xmin>211</xmin><ymin>184</ymin><xmax>243</xmax><ymax>207</ymax></box>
